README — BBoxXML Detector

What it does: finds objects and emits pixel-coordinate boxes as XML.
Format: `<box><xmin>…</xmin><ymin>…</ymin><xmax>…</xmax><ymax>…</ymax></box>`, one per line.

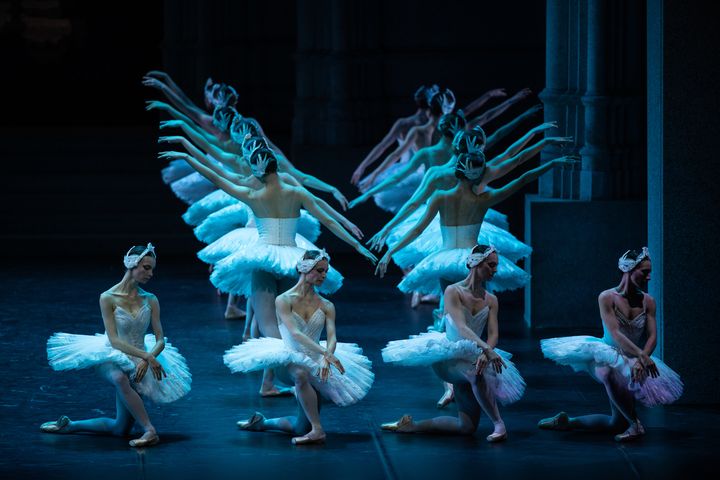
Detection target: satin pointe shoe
<box><xmin>129</xmin><ymin>431</ymin><xmax>160</xmax><ymax>448</ymax></box>
<box><xmin>291</xmin><ymin>431</ymin><xmax>326</xmax><ymax>445</ymax></box>
<box><xmin>614</xmin><ymin>421</ymin><xmax>645</xmax><ymax>442</ymax></box>
<box><xmin>380</xmin><ymin>414</ymin><xmax>413</xmax><ymax>432</ymax></box>
<box><xmin>259</xmin><ymin>386</ymin><xmax>295</xmax><ymax>397</ymax></box>
<box><xmin>237</xmin><ymin>412</ymin><xmax>265</xmax><ymax>430</ymax></box>
<box><xmin>40</xmin><ymin>415</ymin><xmax>71</xmax><ymax>433</ymax></box>
<box><xmin>538</xmin><ymin>411</ymin><xmax>571</xmax><ymax>431</ymax></box>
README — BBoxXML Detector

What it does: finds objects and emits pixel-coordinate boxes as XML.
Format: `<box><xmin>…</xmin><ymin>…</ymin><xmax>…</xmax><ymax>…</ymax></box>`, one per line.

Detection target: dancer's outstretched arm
<box><xmin>277</xmin><ymin>155</ymin><xmax>349</xmax><ymax>210</ymax></box>
<box><xmin>351</xmin><ymin>116</ymin><xmax>416</xmax><ymax>185</ymax></box>
<box><xmin>99</xmin><ymin>295</ymin><xmax>166</xmax><ymax>380</ymax></box>
<box><xmin>462</xmin><ymin>88</ymin><xmax>507</xmax><ymax>118</ymax></box>
<box><xmin>145</xmin><ymin>71</ymin><xmax>197</xmax><ymax>106</ymax></box>
<box><xmin>375</xmin><ymin>193</ymin><xmax>445</xmax><ymax>276</ymax></box>
<box><xmin>298</xmin><ymin>189</ymin><xmax>377</xmax><ymax>264</ymax></box>
<box><xmin>276</xmin><ymin>297</ymin><xmax>345</xmax><ymax>378</ymax></box>
<box><xmin>485</xmin><ymin>104</ymin><xmax>543</xmax><ymax>152</ymax></box>
<box><xmin>349</xmin><ymin>148</ymin><xmax>430</xmax><ymax>208</ymax></box>
<box><xmin>484</xmin><ymin>155</ymin><xmax>578</xmax><ymax>207</ymax></box>
<box><xmin>360</xmin><ymin>122</ymin><xmax>428</xmax><ymax>186</ymax></box>
<box><xmin>444</xmin><ymin>286</ymin><xmax>504</xmax><ymax>374</ymax></box>
<box><xmin>143</xmin><ymin>73</ymin><xmax>213</xmax><ymax>128</ymax></box>
<box><xmin>158</xmin><ymin>144</ymin><xmax>244</xmax><ymax>186</ymax></box>
<box><xmin>158</xmin><ymin>122</ymin><xmax>238</xmax><ymax>166</ymax></box>
<box><xmin>485</xmin><ymin>136</ymin><xmax>573</xmax><ymax>184</ymax></box>
<box><xmin>468</xmin><ymin>88</ymin><xmax>532</xmax><ymax>129</ymax></box>
<box><xmin>319</xmin><ymin>302</ymin><xmax>341</xmax><ymax>381</ymax></box>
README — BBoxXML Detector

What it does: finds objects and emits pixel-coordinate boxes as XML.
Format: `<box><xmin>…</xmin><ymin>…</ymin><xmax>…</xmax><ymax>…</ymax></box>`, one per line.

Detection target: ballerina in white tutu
<box><xmin>538</xmin><ymin>248</ymin><xmax>683</xmax><ymax>442</ymax></box>
<box><xmin>381</xmin><ymin>245</ymin><xmax>524</xmax><ymax>442</ymax></box>
<box><xmin>41</xmin><ymin>244</ymin><xmax>191</xmax><ymax>448</ymax></box>
<box><xmin>227</xmin><ymin>250</ymin><xmax>374</xmax><ymax>445</ymax></box>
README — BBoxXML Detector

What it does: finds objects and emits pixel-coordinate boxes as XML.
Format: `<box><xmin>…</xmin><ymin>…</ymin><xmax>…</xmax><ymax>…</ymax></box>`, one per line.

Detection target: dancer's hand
<box><xmin>147</xmin><ymin>355</ymin><xmax>167</xmax><ymax>381</ymax></box>
<box><xmin>476</xmin><ymin>349</ymin><xmax>505</xmax><ymax>375</ymax></box>
<box><xmin>511</xmin><ymin>88</ymin><xmax>533</xmax><ymax>102</ymax></box>
<box><xmin>145</xmin><ymin>100</ymin><xmax>170</xmax><ymax>111</ymax></box>
<box><xmin>320</xmin><ymin>353</ymin><xmax>345</xmax><ymax>381</ymax></box>
<box><xmin>639</xmin><ymin>354</ymin><xmax>659</xmax><ymax>379</ymax></box>
<box><xmin>631</xmin><ymin>361</ymin><xmax>647</xmax><ymax>383</ymax></box>
<box><xmin>487</xmin><ymin>88</ymin><xmax>507</xmax><ymax>98</ymax></box>
<box><xmin>331</xmin><ymin>188</ymin><xmax>349</xmax><ymax>211</ymax></box>
<box><xmin>375</xmin><ymin>253</ymin><xmax>391</xmax><ymax>277</ymax></box>
<box><xmin>159</xmin><ymin>119</ymin><xmax>184</xmax><ymax>129</ymax></box>
<box><xmin>552</xmin><ymin>155</ymin><xmax>581</xmax><ymax>167</ymax></box>
<box><xmin>531</xmin><ymin>121</ymin><xmax>557</xmax><ymax>134</ymax></box>
<box><xmin>547</xmin><ymin>136</ymin><xmax>574</xmax><ymax>146</ymax></box>
<box><xmin>135</xmin><ymin>359</ymin><xmax>149</xmax><ymax>382</ymax></box>
<box><xmin>158</xmin><ymin>136</ymin><xmax>184</xmax><ymax>145</ymax></box>
<box><xmin>367</xmin><ymin>230</ymin><xmax>388</xmax><ymax>252</ymax></box>
<box><xmin>526</xmin><ymin>103</ymin><xmax>543</xmax><ymax>116</ymax></box>
<box><xmin>357</xmin><ymin>245</ymin><xmax>378</xmax><ymax>265</ymax></box>
<box><xmin>145</xmin><ymin>70</ymin><xmax>171</xmax><ymax>81</ymax></box>
<box><xmin>344</xmin><ymin>221</ymin><xmax>364</xmax><ymax>240</ymax></box>
<box><xmin>158</xmin><ymin>151</ymin><xmax>188</xmax><ymax>161</ymax></box>
<box><xmin>350</xmin><ymin>166</ymin><xmax>365</xmax><ymax>185</ymax></box>
<box><xmin>142</xmin><ymin>76</ymin><xmax>166</xmax><ymax>91</ymax></box>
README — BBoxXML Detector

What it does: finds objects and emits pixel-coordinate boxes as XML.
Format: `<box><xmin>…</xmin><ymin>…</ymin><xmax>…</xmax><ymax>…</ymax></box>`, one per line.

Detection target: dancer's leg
<box><xmin>435</xmin><ymin>278</ymin><xmax>454</xmax><ymax>407</ymax></box>
<box><xmin>62</xmin><ymin>394</ymin><xmax>134</xmax><ymax>436</ymax></box>
<box><xmin>287</xmin><ymin>365</ymin><xmax>325</xmax><ymax>443</ymax></box>
<box><xmin>225</xmin><ymin>293</ymin><xmax>246</xmax><ymax>319</ymax></box>
<box><xmin>242</xmin><ymin>296</ymin><xmax>254</xmax><ymax>341</ymax></box>
<box><xmin>467</xmin><ymin>372</ymin><xmax>506</xmax><ymax>441</ymax></box>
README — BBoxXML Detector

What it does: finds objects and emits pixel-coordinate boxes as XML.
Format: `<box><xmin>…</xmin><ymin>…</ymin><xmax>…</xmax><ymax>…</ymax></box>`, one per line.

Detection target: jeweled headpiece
<box><xmin>618</xmin><ymin>247</ymin><xmax>650</xmax><ymax>273</ymax></box>
<box><xmin>466</xmin><ymin>245</ymin><xmax>496</xmax><ymax>269</ymax></box>
<box><xmin>124</xmin><ymin>243</ymin><xmax>155</xmax><ymax>269</ymax></box>
<box><xmin>297</xmin><ymin>249</ymin><xmax>331</xmax><ymax>274</ymax></box>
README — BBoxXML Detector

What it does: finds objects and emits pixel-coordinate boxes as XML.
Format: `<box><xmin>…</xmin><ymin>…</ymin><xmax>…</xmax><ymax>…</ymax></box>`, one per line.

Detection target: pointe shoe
<box><xmin>538</xmin><ymin>411</ymin><xmax>571</xmax><ymax>431</ymax></box>
<box><xmin>381</xmin><ymin>414</ymin><xmax>413</xmax><ymax>433</ymax></box>
<box><xmin>129</xmin><ymin>432</ymin><xmax>160</xmax><ymax>448</ymax></box>
<box><xmin>224</xmin><ymin>305</ymin><xmax>246</xmax><ymax>319</ymax></box>
<box><xmin>436</xmin><ymin>388</ymin><xmax>455</xmax><ymax>409</ymax></box>
<box><xmin>614</xmin><ymin>421</ymin><xmax>645</xmax><ymax>443</ymax></box>
<box><xmin>411</xmin><ymin>292</ymin><xmax>421</xmax><ymax>309</ymax></box>
<box><xmin>259</xmin><ymin>386</ymin><xmax>295</xmax><ymax>397</ymax></box>
<box><xmin>237</xmin><ymin>412</ymin><xmax>265</xmax><ymax>431</ymax></box>
<box><xmin>291</xmin><ymin>432</ymin><xmax>326</xmax><ymax>445</ymax></box>
<box><xmin>486</xmin><ymin>430</ymin><xmax>508</xmax><ymax>443</ymax></box>
<box><xmin>40</xmin><ymin>415</ymin><xmax>71</xmax><ymax>433</ymax></box>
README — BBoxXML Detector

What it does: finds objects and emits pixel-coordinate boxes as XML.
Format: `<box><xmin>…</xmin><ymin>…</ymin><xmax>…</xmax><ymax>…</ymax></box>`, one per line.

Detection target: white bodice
<box><xmin>278</xmin><ymin>308</ymin><xmax>325</xmax><ymax>357</ymax></box>
<box><xmin>445</xmin><ymin>306</ymin><xmax>490</xmax><ymax>342</ymax></box>
<box><xmin>440</xmin><ymin>223</ymin><xmax>481</xmax><ymax>249</ymax></box>
<box><xmin>112</xmin><ymin>304</ymin><xmax>151</xmax><ymax>350</ymax></box>
<box><xmin>602</xmin><ymin>306</ymin><xmax>647</xmax><ymax>351</ymax></box>
<box><xmin>255</xmin><ymin>217</ymin><xmax>298</xmax><ymax>246</ymax></box>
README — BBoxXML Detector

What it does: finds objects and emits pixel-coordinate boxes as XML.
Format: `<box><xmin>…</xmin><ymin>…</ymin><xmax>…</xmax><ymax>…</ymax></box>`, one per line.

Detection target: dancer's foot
<box><xmin>291</xmin><ymin>429</ymin><xmax>326</xmax><ymax>445</ymax></box>
<box><xmin>420</xmin><ymin>294</ymin><xmax>440</xmax><ymax>305</ymax></box>
<box><xmin>614</xmin><ymin>421</ymin><xmax>645</xmax><ymax>442</ymax></box>
<box><xmin>381</xmin><ymin>414</ymin><xmax>414</xmax><ymax>433</ymax></box>
<box><xmin>436</xmin><ymin>386</ymin><xmax>455</xmax><ymax>409</ymax></box>
<box><xmin>411</xmin><ymin>291</ymin><xmax>421</xmax><ymax>309</ymax></box>
<box><xmin>129</xmin><ymin>430</ymin><xmax>160</xmax><ymax>448</ymax></box>
<box><xmin>224</xmin><ymin>304</ymin><xmax>246</xmax><ymax>319</ymax></box>
<box><xmin>40</xmin><ymin>415</ymin><xmax>71</xmax><ymax>434</ymax></box>
<box><xmin>538</xmin><ymin>411</ymin><xmax>571</xmax><ymax>431</ymax></box>
<box><xmin>237</xmin><ymin>412</ymin><xmax>265</xmax><ymax>431</ymax></box>
<box><xmin>259</xmin><ymin>385</ymin><xmax>295</xmax><ymax>397</ymax></box>
<box><xmin>486</xmin><ymin>423</ymin><xmax>507</xmax><ymax>443</ymax></box>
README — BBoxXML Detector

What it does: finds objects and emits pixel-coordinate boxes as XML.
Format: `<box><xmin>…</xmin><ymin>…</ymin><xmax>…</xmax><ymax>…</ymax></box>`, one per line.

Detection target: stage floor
<box><xmin>0</xmin><ymin>262</ymin><xmax>716</xmax><ymax>479</ymax></box>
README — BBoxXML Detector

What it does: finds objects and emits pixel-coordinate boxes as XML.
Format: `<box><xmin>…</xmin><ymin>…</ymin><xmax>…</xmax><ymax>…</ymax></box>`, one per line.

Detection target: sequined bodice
<box><xmin>255</xmin><ymin>217</ymin><xmax>298</xmax><ymax>246</ymax></box>
<box><xmin>112</xmin><ymin>304</ymin><xmax>151</xmax><ymax>350</ymax></box>
<box><xmin>445</xmin><ymin>306</ymin><xmax>490</xmax><ymax>342</ymax></box>
<box><xmin>602</xmin><ymin>306</ymin><xmax>647</xmax><ymax>350</ymax></box>
<box><xmin>278</xmin><ymin>308</ymin><xmax>326</xmax><ymax>357</ymax></box>
<box><xmin>440</xmin><ymin>223</ymin><xmax>481</xmax><ymax>249</ymax></box>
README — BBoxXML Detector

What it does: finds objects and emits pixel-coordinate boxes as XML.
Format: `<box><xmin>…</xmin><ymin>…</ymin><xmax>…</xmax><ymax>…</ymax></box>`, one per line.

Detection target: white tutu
<box><xmin>382</xmin><ymin>330</ymin><xmax>525</xmax><ymax>405</ymax></box>
<box><xmin>209</xmin><ymin>217</ymin><xmax>342</xmax><ymax>296</ymax></box>
<box><xmin>224</xmin><ymin>308</ymin><xmax>373</xmax><ymax>406</ymax></box>
<box><xmin>398</xmin><ymin>247</ymin><xmax>530</xmax><ymax>295</ymax></box>
<box><xmin>47</xmin><ymin>332</ymin><xmax>192</xmax><ymax>404</ymax></box>
<box><xmin>388</xmin><ymin>209</ymin><xmax>529</xmax><ymax>269</ymax></box>
<box><xmin>371</xmin><ymin>162</ymin><xmax>425</xmax><ymax>213</ymax></box>
<box><xmin>161</xmin><ymin>159</ymin><xmax>195</xmax><ymax>184</ymax></box>
<box><xmin>197</xmin><ymin>210</ymin><xmax>322</xmax><ymax>262</ymax></box>
<box><xmin>182</xmin><ymin>189</ymin><xmax>240</xmax><ymax>226</ymax></box>
<box><xmin>541</xmin><ymin>336</ymin><xmax>683</xmax><ymax>406</ymax></box>
<box><xmin>169</xmin><ymin>172</ymin><xmax>216</xmax><ymax>205</ymax></box>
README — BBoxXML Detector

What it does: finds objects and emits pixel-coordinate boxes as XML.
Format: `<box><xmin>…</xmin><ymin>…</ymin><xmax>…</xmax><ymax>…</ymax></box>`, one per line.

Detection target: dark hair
<box><xmin>242</xmin><ymin>135</ymin><xmax>269</xmax><ymax>152</ymax></box>
<box><xmin>216</xmin><ymin>84</ymin><xmax>238</xmax><ymax>107</ymax></box>
<box><xmin>472</xmin><ymin>244</ymin><xmax>491</xmax><ymax>255</ymax></box>
<box><xmin>212</xmin><ymin>105</ymin><xmax>238</xmax><ymax>132</ymax></box>
<box><xmin>428</xmin><ymin>91</ymin><xmax>445</xmax><ymax>116</ymax></box>
<box><xmin>455</xmin><ymin>151</ymin><xmax>486</xmax><ymax>181</ymax></box>
<box><xmin>453</xmin><ymin>125</ymin><xmax>486</xmax><ymax>154</ymax></box>
<box><xmin>438</xmin><ymin>111</ymin><xmax>467</xmax><ymax>139</ymax></box>
<box><xmin>250</xmin><ymin>147</ymin><xmax>279</xmax><ymax>177</ymax></box>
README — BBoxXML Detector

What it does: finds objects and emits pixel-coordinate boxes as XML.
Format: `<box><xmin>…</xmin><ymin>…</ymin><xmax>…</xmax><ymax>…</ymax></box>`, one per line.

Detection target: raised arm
<box><xmin>485</xmin><ymin>155</ymin><xmax>577</xmax><ymax>207</ymax></box>
<box><xmin>351</xmin><ymin>118</ymin><xmax>413</xmax><ymax>185</ymax></box>
<box><xmin>299</xmin><ymin>190</ymin><xmax>377</xmax><ymax>264</ymax></box>
<box><xmin>487</xmin><ymin>120</ymin><xmax>556</xmax><ymax>165</ymax></box>
<box><xmin>485</xmin><ymin>104</ymin><xmax>543</xmax><ymax>152</ymax></box>
<box><xmin>359</xmin><ymin>123</ymin><xmax>425</xmax><ymax>187</ymax></box>
<box><xmin>375</xmin><ymin>194</ymin><xmax>442</xmax><ymax>277</ymax></box>
<box><xmin>158</xmin><ymin>136</ymin><xmax>244</xmax><ymax>180</ymax></box>
<box><xmin>277</xmin><ymin>156</ymin><xmax>349</xmax><ymax>210</ymax></box>
<box><xmin>467</xmin><ymin>88</ymin><xmax>533</xmax><ymax>129</ymax></box>
<box><xmin>143</xmin><ymin>75</ymin><xmax>213</xmax><ymax>128</ymax></box>
<box><xmin>485</xmin><ymin>136</ymin><xmax>573</xmax><ymax>184</ymax></box>
<box><xmin>348</xmin><ymin>149</ymin><xmax>428</xmax><ymax>209</ymax></box>
<box><xmin>158</xmin><ymin>151</ymin><xmax>252</xmax><ymax>203</ymax></box>
<box><xmin>462</xmin><ymin>88</ymin><xmax>507</xmax><ymax>118</ymax></box>
<box><xmin>159</xmin><ymin>119</ymin><xmax>237</xmax><ymax>165</ymax></box>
